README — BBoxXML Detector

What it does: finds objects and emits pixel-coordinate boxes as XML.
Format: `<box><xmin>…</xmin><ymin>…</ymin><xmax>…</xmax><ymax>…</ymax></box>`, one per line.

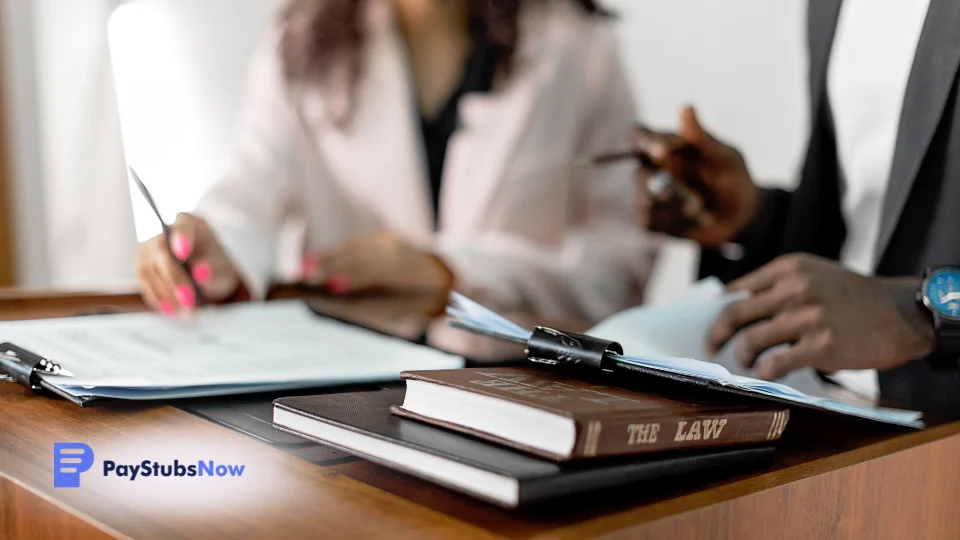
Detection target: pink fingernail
<box><xmin>176</xmin><ymin>285</ymin><xmax>196</xmax><ymax>309</ymax></box>
<box><xmin>327</xmin><ymin>275</ymin><xmax>349</xmax><ymax>295</ymax></box>
<box><xmin>300</xmin><ymin>254</ymin><xmax>324</xmax><ymax>279</ymax></box>
<box><xmin>160</xmin><ymin>300</ymin><xmax>175</xmax><ymax>316</ymax></box>
<box><xmin>192</xmin><ymin>262</ymin><xmax>212</xmax><ymax>285</ymax></box>
<box><xmin>172</xmin><ymin>234</ymin><xmax>192</xmax><ymax>261</ymax></box>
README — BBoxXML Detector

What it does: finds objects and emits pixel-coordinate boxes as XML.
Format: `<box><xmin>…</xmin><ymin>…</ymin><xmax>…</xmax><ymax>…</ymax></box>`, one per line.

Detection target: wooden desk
<box><xmin>1</xmin><ymin>290</ymin><xmax>959</xmax><ymax>539</ymax></box>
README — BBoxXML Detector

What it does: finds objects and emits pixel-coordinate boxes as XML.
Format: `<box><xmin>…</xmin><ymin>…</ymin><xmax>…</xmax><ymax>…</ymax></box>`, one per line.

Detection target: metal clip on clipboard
<box><xmin>449</xmin><ymin>317</ymin><xmax>623</xmax><ymax>372</ymax></box>
<box><xmin>526</xmin><ymin>327</ymin><xmax>623</xmax><ymax>372</ymax></box>
<box><xmin>0</xmin><ymin>344</ymin><xmax>94</xmax><ymax>406</ymax></box>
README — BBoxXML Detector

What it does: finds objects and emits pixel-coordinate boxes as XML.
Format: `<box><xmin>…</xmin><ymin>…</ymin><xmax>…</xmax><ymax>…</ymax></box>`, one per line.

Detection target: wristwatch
<box><xmin>919</xmin><ymin>267</ymin><xmax>960</xmax><ymax>359</ymax></box>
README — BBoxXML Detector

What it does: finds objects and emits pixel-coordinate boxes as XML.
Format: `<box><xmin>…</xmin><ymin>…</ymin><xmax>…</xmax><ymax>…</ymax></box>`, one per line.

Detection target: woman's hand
<box><xmin>303</xmin><ymin>232</ymin><xmax>455</xmax><ymax>311</ymax></box>
<box><xmin>136</xmin><ymin>213</ymin><xmax>242</xmax><ymax>314</ymax></box>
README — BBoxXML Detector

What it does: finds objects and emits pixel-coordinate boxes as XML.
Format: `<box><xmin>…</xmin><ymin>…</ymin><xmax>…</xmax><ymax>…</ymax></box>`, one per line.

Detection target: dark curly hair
<box><xmin>278</xmin><ymin>0</ymin><xmax>611</xmax><ymax>93</ymax></box>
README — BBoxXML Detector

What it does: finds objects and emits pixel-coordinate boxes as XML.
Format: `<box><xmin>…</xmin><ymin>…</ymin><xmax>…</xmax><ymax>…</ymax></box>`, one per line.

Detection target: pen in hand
<box><xmin>577</xmin><ymin>148</ymin><xmax>744</xmax><ymax>261</ymax></box>
<box><xmin>129</xmin><ymin>166</ymin><xmax>208</xmax><ymax>308</ymax></box>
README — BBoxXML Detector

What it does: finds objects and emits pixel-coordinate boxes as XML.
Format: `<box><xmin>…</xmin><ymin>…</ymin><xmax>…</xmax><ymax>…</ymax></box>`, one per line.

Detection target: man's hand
<box><xmin>635</xmin><ymin>107</ymin><xmax>761</xmax><ymax>247</ymax></box>
<box><xmin>707</xmin><ymin>254</ymin><xmax>936</xmax><ymax>380</ymax></box>
<box><xmin>302</xmin><ymin>232</ymin><xmax>455</xmax><ymax>313</ymax></box>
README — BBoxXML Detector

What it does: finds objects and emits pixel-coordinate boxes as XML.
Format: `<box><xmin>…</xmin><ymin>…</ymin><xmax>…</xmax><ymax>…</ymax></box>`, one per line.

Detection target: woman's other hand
<box><xmin>136</xmin><ymin>213</ymin><xmax>241</xmax><ymax>314</ymax></box>
<box><xmin>302</xmin><ymin>232</ymin><xmax>454</xmax><ymax>312</ymax></box>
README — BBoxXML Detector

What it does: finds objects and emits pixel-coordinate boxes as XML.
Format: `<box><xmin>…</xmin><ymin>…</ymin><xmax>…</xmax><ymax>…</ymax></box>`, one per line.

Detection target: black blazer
<box><xmin>700</xmin><ymin>0</ymin><xmax>960</xmax><ymax>415</ymax></box>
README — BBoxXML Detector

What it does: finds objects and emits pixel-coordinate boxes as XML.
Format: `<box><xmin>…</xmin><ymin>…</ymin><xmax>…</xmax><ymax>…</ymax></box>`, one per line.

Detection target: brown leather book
<box><xmin>392</xmin><ymin>367</ymin><xmax>789</xmax><ymax>461</ymax></box>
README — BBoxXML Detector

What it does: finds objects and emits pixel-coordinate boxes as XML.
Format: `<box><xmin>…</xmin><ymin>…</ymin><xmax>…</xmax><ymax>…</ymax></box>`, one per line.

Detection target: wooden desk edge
<box><xmin>0</xmin><ymin>460</ymin><xmax>126</xmax><ymax>540</ymax></box>
<box><xmin>548</xmin><ymin>419</ymin><xmax>960</xmax><ymax>537</ymax></box>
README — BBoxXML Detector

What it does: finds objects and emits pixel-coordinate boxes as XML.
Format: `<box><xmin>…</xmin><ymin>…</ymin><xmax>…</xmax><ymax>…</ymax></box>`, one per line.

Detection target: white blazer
<box><xmin>195</xmin><ymin>0</ymin><xmax>658</xmax><ymax>356</ymax></box>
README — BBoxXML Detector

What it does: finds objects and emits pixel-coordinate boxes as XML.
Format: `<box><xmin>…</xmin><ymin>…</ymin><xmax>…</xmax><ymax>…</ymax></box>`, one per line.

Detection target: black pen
<box><xmin>576</xmin><ymin>151</ymin><xmax>744</xmax><ymax>261</ymax></box>
<box><xmin>128</xmin><ymin>166</ymin><xmax>208</xmax><ymax>307</ymax></box>
<box><xmin>576</xmin><ymin>148</ymin><xmax>703</xmax><ymax>205</ymax></box>
<box><xmin>577</xmin><ymin>150</ymin><xmax>657</xmax><ymax>170</ymax></box>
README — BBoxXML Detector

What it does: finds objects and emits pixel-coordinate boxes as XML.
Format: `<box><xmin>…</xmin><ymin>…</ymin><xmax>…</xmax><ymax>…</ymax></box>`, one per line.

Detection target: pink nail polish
<box><xmin>176</xmin><ymin>285</ymin><xmax>196</xmax><ymax>308</ymax></box>
<box><xmin>160</xmin><ymin>300</ymin><xmax>175</xmax><ymax>316</ymax></box>
<box><xmin>172</xmin><ymin>235</ymin><xmax>192</xmax><ymax>261</ymax></box>
<box><xmin>327</xmin><ymin>275</ymin><xmax>349</xmax><ymax>295</ymax></box>
<box><xmin>300</xmin><ymin>254</ymin><xmax>324</xmax><ymax>280</ymax></box>
<box><xmin>192</xmin><ymin>262</ymin><xmax>212</xmax><ymax>285</ymax></box>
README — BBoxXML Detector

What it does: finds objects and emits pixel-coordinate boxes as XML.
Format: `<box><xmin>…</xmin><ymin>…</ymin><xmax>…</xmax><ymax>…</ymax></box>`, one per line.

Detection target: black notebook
<box><xmin>273</xmin><ymin>389</ymin><xmax>775</xmax><ymax>508</ymax></box>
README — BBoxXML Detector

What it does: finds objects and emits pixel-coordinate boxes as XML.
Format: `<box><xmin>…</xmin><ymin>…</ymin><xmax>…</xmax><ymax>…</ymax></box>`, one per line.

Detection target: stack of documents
<box><xmin>0</xmin><ymin>301</ymin><xmax>464</xmax><ymax>401</ymax></box>
<box><xmin>447</xmin><ymin>280</ymin><xmax>923</xmax><ymax>428</ymax></box>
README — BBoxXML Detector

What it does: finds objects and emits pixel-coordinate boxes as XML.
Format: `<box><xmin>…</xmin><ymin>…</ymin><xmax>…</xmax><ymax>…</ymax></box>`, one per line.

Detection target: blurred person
<box><xmin>635</xmin><ymin>0</ymin><xmax>960</xmax><ymax>413</ymax></box>
<box><xmin>136</xmin><ymin>0</ymin><xmax>656</xmax><ymax>352</ymax></box>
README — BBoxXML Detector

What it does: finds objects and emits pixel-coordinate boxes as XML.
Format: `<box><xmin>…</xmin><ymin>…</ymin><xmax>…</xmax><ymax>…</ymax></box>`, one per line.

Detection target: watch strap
<box><xmin>938</xmin><ymin>323</ymin><xmax>960</xmax><ymax>353</ymax></box>
<box><xmin>929</xmin><ymin>310</ymin><xmax>960</xmax><ymax>369</ymax></box>
<box><xmin>935</xmin><ymin>316</ymin><xmax>960</xmax><ymax>356</ymax></box>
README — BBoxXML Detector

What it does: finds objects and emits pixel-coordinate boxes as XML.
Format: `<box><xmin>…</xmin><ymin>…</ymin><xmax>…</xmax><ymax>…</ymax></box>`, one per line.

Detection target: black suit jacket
<box><xmin>701</xmin><ymin>0</ymin><xmax>960</xmax><ymax>415</ymax></box>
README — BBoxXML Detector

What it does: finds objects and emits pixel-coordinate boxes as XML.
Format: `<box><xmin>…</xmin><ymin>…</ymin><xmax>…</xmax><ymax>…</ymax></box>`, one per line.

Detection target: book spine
<box><xmin>574</xmin><ymin>409</ymin><xmax>789</xmax><ymax>458</ymax></box>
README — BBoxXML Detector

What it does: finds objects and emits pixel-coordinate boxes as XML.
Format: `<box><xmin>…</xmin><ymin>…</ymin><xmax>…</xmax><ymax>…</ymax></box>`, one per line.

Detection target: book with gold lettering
<box><xmin>391</xmin><ymin>367</ymin><xmax>789</xmax><ymax>461</ymax></box>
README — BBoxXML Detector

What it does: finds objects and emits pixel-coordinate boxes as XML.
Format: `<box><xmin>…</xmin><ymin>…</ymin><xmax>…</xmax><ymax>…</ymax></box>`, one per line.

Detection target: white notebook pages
<box><xmin>0</xmin><ymin>301</ymin><xmax>464</xmax><ymax>400</ymax></box>
<box><xmin>447</xmin><ymin>280</ymin><xmax>923</xmax><ymax>428</ymax></box>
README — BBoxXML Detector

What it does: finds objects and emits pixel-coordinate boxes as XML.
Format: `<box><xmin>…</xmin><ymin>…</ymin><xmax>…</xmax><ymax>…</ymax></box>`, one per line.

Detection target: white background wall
<box><xmin>1</xmin><ymin>0</ymin><xmax>50</xmax><ymax>286</ymax></box>
<box><xmin>1</xmin><ymin>0</ymin><xmax>135</xmax><ymax>288</ymax></box>
<box><xmin>109</xmin><ymin>0</ymin><xmax>281</xmax><ymax>243</ymax></box>
<box><xmin>1</xmin><ymin>0</ymin><xmax>809</xmax><ymax>298</ymax></box>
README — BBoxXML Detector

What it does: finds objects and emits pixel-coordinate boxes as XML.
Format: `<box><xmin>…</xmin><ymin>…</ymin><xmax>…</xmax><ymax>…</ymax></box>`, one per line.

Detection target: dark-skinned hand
<box><xmin>634</xmin><ymin>106</ymin><xmax>760</xmax><ymax>248</ymax></box>
<box><xmin>707</xmin><ymin>254</ymin><xmax>935</xmax><ymax>380</ymax></box>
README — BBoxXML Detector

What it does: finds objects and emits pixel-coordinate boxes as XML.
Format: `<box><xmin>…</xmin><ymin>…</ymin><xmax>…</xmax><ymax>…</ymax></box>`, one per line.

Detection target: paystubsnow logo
<box><xmin>54</xmin><ymin>442</ymin><xmax>95</xmax><ymax>488</ymax></box>
<box><xmin>54</xmin><ymin>442</ymin><xmax>246</xmax><ymax>488</ymax></box>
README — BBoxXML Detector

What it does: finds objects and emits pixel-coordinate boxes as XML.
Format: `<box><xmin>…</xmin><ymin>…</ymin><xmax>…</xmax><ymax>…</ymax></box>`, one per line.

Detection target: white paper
<box><xmin>0</xmin><ymin>301</ymin><xmax>463</xmax><ymax>399</ymax></box>
<box><xmin>588</xmin><ymin>278</ymin><xmax>863</xmax><ymax>400</ymax></box>
<box><xmin>588</xmin><ymin>278</ymin><xmax>744</xmax><ymax>361</ymax></box>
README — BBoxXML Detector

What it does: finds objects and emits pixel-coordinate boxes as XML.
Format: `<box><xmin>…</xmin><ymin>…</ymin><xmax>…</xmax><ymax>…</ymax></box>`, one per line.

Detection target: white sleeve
<box><xmin>194</xmin><ymin>33</ymin><xmax>302</xmax><ymax>300</ymax></box>
<box><xmin>436</xmin><ymin>26</ymin><xmax>659</xmax><ymax>324</ymax></box>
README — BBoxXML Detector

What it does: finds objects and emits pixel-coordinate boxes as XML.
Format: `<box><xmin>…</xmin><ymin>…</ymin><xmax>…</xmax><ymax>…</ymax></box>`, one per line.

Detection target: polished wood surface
<box><xmin>1</xmin><ymin>289</ymin><xmax>959</xmax><ymax>539</ymax></box>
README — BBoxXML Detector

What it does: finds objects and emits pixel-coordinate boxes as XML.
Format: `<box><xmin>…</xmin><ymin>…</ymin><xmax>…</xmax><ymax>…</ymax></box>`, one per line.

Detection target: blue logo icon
<box><xmin>53</xmin><ymin>442</ymin><xmax>95</xmax><ymax>488</ymax></box>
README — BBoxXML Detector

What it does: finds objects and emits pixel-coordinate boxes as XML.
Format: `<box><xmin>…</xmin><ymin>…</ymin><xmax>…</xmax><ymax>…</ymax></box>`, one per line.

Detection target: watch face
<box><xmin>924</xmin><ymin>268</ymin><xmax>960</xmax><ymax>319</ymax></box>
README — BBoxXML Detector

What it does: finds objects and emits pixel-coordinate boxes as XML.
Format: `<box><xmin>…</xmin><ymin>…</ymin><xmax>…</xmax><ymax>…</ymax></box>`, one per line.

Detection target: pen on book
<box><xmin>577</xmin><ymin>150</ymin><xmax>744</xmax><ymax>262</ymax></box>
<box><xmin>128</xmin><ymin>166</ymin><xmax>208</xmax><ymax>307</ymax></box>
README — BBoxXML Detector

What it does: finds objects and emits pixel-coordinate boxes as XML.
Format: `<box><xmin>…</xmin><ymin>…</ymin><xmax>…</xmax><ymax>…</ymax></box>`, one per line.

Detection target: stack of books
<box><xmin>272</xmin><ymin>367</ymin><xmax>788</xmax><ymax>508</ymax></box>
